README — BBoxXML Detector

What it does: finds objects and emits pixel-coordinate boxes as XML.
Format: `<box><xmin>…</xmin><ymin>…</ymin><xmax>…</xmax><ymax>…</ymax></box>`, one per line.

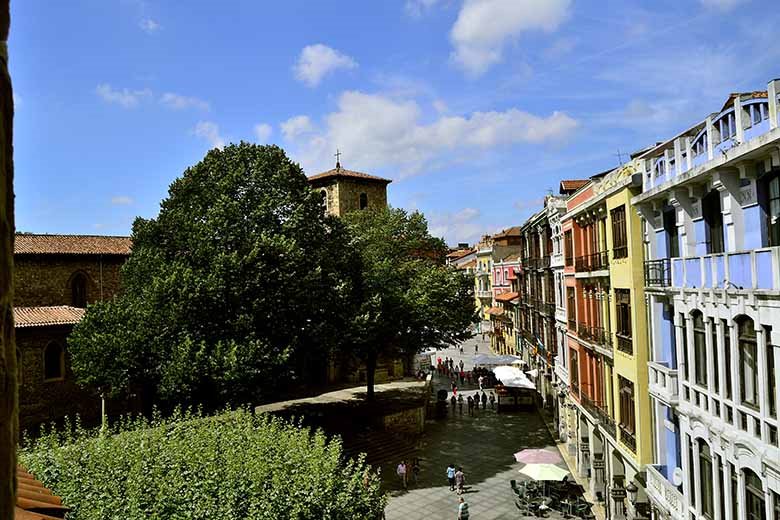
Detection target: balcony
<box><xmin>644</xmin><ymin>258</ymin><xmax>671</xmax><ymax>287</ymax></box>
<box><xmin>539</xmin><ymin>256</ymin><xmax>551</xmax><ymax>269</ymax></box>
<box><xmin>616</xmin><ymin>334</ymin><xmax>633</xmax><ymax>355</ymax></box>
<box><xmin>575</xmin><ymin>251</ymin><xmax>609</xmax><ymax>274</ymax></box>
<box><xmin>581</xmin><ymin>394</ymin><xmax>616</xmax><ymax>439</ymax></box>
<box><xmin>567</xmin><ymin>318</ymin><xmax>576</xmax><ymax>332</ymax></box>
<box><xmin>476</xmin><ymin>290</ymin><xmax>492</xmax><ymax>299</ymax></box>
<box><xmin>669</xmin><ymin>247</ymin><xmax>780</xmax><ymax>291</ymax></box>
<box><xmin>574</xmin><ymin>255</ymin><xmax>589</xmax><ymax>272</ymax></box>
<box><xmin>645</xmin><ymin>464</ymin><xmax>685</xmax><ymax>519</ymax></box>
<box><xmin>619</xmin><ymin>424</ymin><xmax>637</xmax><ymax>453</ymax></box>
<box><xmin>541</xmin><ymin>302</ymin><xmax>555</xmax><ymax>316</ymax></box>
<box><xmin>648</xmin><ymin>361</ymin><xmax>679</xmax><ymax>406</ymax></box>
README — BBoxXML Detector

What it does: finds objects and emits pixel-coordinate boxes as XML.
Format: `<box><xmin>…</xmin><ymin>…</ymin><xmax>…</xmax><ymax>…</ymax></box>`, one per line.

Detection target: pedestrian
<box><xmin>451</xmin><ymin>380</ymin><xmax>456</xmax><ymax>393</ymax></box>
<box><xmin>478</xmin><ymin>375</ymin><xmax>484</xmax><ymax>390</ymax></box>
<box><xmin>489</xmin><ymin>391</ymin><xmax>496</xmax><ymax>409</ymax></box>
<box><xmin>446</xmin><ymin>463</ymin><xmax>456</xmax><ymax>491</ymax></box>
<box><xmin>450</xmin><ymin>394</ymin><xmax>456</xmax><ymax>411</ymax></box>
<box><xmin>459</xmin><ymin>370</ymin><xmax>464</xmax><ymax>385</ymax></box>
<box><xmin>397</xmin><ymin>460</ymin><xmax>407</xmax><ymax>489</ymax></box>
<box><xmin>453</xmin><ymin>385</ymin><xmax>458</xmax><ymax>396</ymax></box>
<box><xmin>458</xmin><ymin>497</ymin><xmax>470</xmax><ymax>519</ymax></box>
<box><xmin>475</xmin><ymin>342</ymin><xmax>478</xmax><ymax>353</ymax></box>
<box><xmin>481</xmin><ymin>391</ymin><xmax>487</xmax><ymax>410</ymax></box>
<box><xmin>459</xmin><ymin>346</ymin><xmax>464</xmax><ymax>354</ymax></box>
<box><xmin>412</xmin><ymin>458</ymin><xmax>420</xmax><ymax>484</ymax></box>
<box><xmin>459</xmin><ymin>359</ymin><xmax>464</xmax><ymax>372</ymax></box>
<box><xmin>467</xmin><ymin>396</ymin><xmax>473</xmax><ymax>416</ymax></box>
<box><xmin>455</xmin><ymin>467</ymin><xmax>466</xmax><ymax>495</ymax></box>
<box><xmin>457</xmin><ymin>394</ymin><xmax>464</xmax><ymax>415</ymax></box>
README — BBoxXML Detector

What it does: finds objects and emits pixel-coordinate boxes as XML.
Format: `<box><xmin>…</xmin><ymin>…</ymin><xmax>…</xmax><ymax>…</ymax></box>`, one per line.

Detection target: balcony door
<box><xmin>703</xmin><ymin>189</ymin><xmax>724</xmax><ymax>254</ymax></box>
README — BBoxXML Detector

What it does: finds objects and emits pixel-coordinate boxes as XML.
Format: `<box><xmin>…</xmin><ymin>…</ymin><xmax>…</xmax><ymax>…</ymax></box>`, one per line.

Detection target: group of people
<box><xmin>395</xmin><ymin>458</ymin><xmax>421</xmax><ymax>490</ymax></box>
<box><xmin>450</xmin><ymin>389</ymin><xmax>495</xmax><ymax>416</ymax></box>
<box><xmin>446</xmin><ymin>464</ymin><xmax>471</xmax><ymax>519</ymax></box>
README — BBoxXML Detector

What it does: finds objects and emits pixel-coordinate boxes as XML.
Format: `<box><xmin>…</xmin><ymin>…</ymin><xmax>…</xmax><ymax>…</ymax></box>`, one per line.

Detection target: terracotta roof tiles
<box><xmin>15</xmin><ymin>465</ymin><xmax>69</xmax><ymax>519</ymax></box>
<box><xmin>14</xmin><ymin>306</ymin><xmax>86</xmax><ymax>328</ymax></box>
<box><xmin>307</xmin><ymin>166</ymin><xmax>392</xmax><ymax>184</ymax></box>
<box><xmin>495</xmin><ymin>291</ymin><xmax>520</xmax><ymax>302</ymax></box>
<box><xmin>15</xmin><ymin>233</ymin><xmax>132</xmax><ymax>256</ymax></box>
<box><xmin>559</xmin><ymin>180</ymin><xmax>589</xmax><ymax>193</ymax></box>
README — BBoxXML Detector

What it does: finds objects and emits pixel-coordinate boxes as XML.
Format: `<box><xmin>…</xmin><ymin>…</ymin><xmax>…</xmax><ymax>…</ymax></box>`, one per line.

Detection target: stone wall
<box><xmin>336</xmin><ymin>179</ymin><xmax>388</xmax><ymax>216</ymax></box>
<box><xmin>381</xmin><ymin>405</ymin><xmax>425</xmax><ymax>435</ymax></box>
<box><xmin>14</xmin><ymin>255</ymin><xmax>124</xmax><ymax>307</ymax></box>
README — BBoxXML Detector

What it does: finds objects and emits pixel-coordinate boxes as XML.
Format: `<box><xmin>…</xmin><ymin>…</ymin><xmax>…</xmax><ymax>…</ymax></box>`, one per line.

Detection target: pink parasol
<box><xmin>513</xmin><ymin>448</ymin><xmax>562</xmax><ymax>464</ymax></box>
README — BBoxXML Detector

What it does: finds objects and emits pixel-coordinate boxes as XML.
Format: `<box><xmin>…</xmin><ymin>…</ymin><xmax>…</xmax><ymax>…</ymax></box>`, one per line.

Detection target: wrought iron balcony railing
<box><xmin>644</xmin><ymin>258</ymin><xmax>671</xmax><ymax>287</ymax></box>
<box><xmin>616</xmin><ymin>333</ymin><xmax>633</xmax><ymax>355</ymax></box>
<box><xmin>619</xmin><ymin>424</ymin><xmax>637</xmax><ymax>453</ymax></box>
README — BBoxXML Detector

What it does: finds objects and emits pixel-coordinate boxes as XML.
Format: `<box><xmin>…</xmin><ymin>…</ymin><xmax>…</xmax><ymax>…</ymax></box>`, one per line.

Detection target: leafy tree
<box><xmin>341</xmin><ymin>208</ymin><xmax>477</xmax><ymax>400</ymax></box>
<box><xmin>20</xmin><ymin>409</ymin><xmax>386</xmax><ymax>520</ymax></box>
<box><xmin>69</xmin><ymin>143</ymin><xmax>356</xmax><ymax>411</ymax></box>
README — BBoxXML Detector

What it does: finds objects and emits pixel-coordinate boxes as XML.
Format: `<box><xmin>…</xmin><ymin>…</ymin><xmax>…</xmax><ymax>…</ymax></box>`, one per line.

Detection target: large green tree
<box><xmin>341</xmin><ymin>208</ymin><xmax>477</xmax><ymax>400</ymax></box>
<box><xmin>69</xmin><ymin>143</ymin><xmax>356</xmax><ymax>411</ymax></box>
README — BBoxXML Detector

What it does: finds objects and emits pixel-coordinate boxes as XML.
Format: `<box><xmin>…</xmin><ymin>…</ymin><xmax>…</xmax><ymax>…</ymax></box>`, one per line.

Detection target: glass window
<box><xmin>698</xmin><ymin>440</ymin><xmax>714</xmax><ymax>519</ymax></box>
<box><xmin>359</xmin><ymin>193</ymin><xmax>368</xmax><ymax>210</ymax></box>
<box><xmin>693</xmin><ymin>312</ymin><xmax>708</xmax><ymax>387</ymax></box>
<box><xmin>743</xmin><ymin>469</ymin><xmax>765</xmax><ymax>520</ymax></box>
<box><xmin>43</xmin><ymin>342</ymin><xmax>64</xmax><ymax>381</ymax></box>
<box><xmin>759</xmin><ymin>171</ymin><xmax>780</xmax><ymax>247</ymax></box>
<box><xmin>703</xmin><ymin>189</ymin><xmax>724</xmax><ymax>254</ymax></box>
<box><xmin>724</xmin><ymin>319</ymin><xmax>732</xmax><ymax>399</ymax></box>
<box><xmin>618</xmin><ymin>376</ymin><xmax>635</xmax><ymax>433</ymax></box>
<box><xmin>681</xmin><ymin>314</ymin><xmax>689</xmax><ymax>382</ymax></box>
<box><xmin>767</xmin><ymin>326</ymin><xmax>776</xmax><ymax>418</ymax></box>
<box><xmin>71</xmin><ymin>272</ymin><xmax>88</xmax><ymax>308</ymax></box>
<box><xmin>664</xmin><ymin>207</ymin><xmax>679</xmax><ymax>258</ymax></box>
<box><xmin>611</xmin><ymin>205</ymin><xmax>628</xmax><ymax>259</ymax></box>
<box><xmin>712</xmin><ymin>322</ymin><xmax>719</xmax><ymax>393</ymax></box>
<box><xmin>737</xmin><ymin>316</ymin><xmax>759</xmax><ymax>410</ymax></box>
<box><xmin>564</xmin><ymin>231</ymin><xmax>573</xmax><ymax>266</ymax></box>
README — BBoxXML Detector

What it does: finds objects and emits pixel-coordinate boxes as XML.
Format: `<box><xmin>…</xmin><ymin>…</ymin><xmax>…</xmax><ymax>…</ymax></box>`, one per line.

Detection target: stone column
<box><xmin>706</xmin><ymin>318</ymin><xmax>716</xmax><ymax>413</ymax></box>
<box><xmin>685</xmin><ymin>315</ymin><xmax>695</xmax><ymax>387</ymax></box>
<box><xmin>712</xmin><ymin>453</ymin><xmax>722</xmax><ymax>520</ymax></box>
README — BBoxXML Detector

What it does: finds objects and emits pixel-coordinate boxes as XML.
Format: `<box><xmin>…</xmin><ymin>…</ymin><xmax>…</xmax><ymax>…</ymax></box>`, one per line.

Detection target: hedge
<box><xmin>19</xmin><ymin>408</ymin><xmax>386</xmax><ymax>519</ymax></box>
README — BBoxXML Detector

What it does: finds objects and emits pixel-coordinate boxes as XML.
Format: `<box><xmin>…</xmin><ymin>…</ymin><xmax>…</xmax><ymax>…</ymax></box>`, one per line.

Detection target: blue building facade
<box><xmin>633</xmin><ymin>80</ymin><xmax>780</xmax><ymax>520</ymax></box>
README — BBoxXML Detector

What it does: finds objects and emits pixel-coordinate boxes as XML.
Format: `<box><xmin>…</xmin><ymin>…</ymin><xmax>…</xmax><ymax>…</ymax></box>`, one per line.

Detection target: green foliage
<box><xmin>341</xmin><ymin>207</ymin><xmax>477</xmax><ymax>397</ymax></box>
<box><xmin>20</xmin><ymin>409</ymin><xmax>386</xmax><ymax>520</ymax></box>
<box><xmin>69</xmin><ymin>143</ymin><xmax>357</xmax><ymax>408</ymax></box>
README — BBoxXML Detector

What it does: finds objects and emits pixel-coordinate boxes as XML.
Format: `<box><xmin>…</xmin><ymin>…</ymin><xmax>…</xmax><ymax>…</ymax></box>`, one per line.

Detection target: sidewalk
<box><xmin>538</xmin><ymin>408</ymin><xmax>606</xmax><ymax>520</ymax></box>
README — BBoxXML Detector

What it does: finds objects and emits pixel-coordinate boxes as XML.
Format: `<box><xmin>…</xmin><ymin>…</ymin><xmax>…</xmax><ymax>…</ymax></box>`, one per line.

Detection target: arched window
<box><xmin>692</xmin><ymin>311</ymin><xmax>707</xmax><ymax>387</ymax></box>
<box><xmin>43</xmin><ymin>342</ymin><xmax>64</xmax><ymax>381</ymax></box>
<box><xmin>359</xmin><ymin>192</ymin><xmax>368</xmax><ymax>210</ymax></box>
<box><xmin>737</xmin><ymin>315</ymin><xmax>758</xmax><ymax>409</ymax></box>
<box><xmin>743</xmin><ymin>468</ymin><xmax>765</xmax><ymax>520</ymax></box>
<box><xmin>697</xmin><ymin>439</ymin><xmax>714</xmax><ymax>519</ymax></box>
<box><xmin>320</xmin><ymin>189</ymin><xmax>328</xmax><ymax>211</ymax></box>
<box><xmin>71</xmin><ymin>272</ymin><xmax>88</xmax><ymax>308</ymax></box>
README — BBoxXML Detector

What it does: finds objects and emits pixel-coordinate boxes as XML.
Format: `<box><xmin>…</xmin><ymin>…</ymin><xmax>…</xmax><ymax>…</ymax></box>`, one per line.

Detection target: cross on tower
<box><xmin>334</xmin><ymin>149</ymin><xmax>342</xmax><ymax>169</ymax></box>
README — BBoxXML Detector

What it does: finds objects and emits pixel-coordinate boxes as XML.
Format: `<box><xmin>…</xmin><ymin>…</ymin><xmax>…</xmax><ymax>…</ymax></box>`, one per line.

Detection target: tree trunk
<box><xmin>365</xmin><ymin>352</ymin><xmax>376</xmax><ymax>401</ymax></box>
<box><xmin>0</xmin><ymin>2</ymin><xmax>16</xmax><ymax>519</ymax></box>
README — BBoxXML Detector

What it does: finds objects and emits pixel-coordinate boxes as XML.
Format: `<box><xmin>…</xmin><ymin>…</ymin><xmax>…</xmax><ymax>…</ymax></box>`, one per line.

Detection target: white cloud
<box><xmin>281</xmin><ymin>115</ymin><xmax>314</xmax><ymax>140</ymax></box>
<box><xmin>432</xmin><ymin>99</ymin><xmax>449</xmax><ymax>114</ymax></box>
<box><xmin>111</xmin><ymin>195</ymin><xmax>134</xmax><ymax>205</ymax></box>
<box><xmin>95</xmin><ymin>83</ymin><xmax>152</xmax><ymax>108</ymax></box>
<box><xmin>139</xmin><ymin>18</ymin><xmax>161</xmax><ymax>33</ymax></box>
<box><xmin>429</xmin><ymin>207</ymin><xmax>486</xmax><ymax>245</ymax></box>
<box><xmin>450</xmin><ymin>0</ymin><xmax>571</xmax><ymax>77</ymax></box>
<box><xmin>192</xmin><ymin>121</ymin><xmax>226</xmax><ymax>149</ymax></box>
<box><xmin>254</xmin><ymin>123</ymin><xmax>273</xmax><ymax>143</ymax></box>
<box><xmin>293</xmin><ymin>44</ymin><xmax>357</xmax><ymax>87</ymax></box>
<box><xmin>699</xmin><ymin>0</ymin><xmax>747</xmax><ymax>10</ymax></box>
<box><xmin>289</xmin><ymin>90</ymin><xmax>578</xmax><ymax>176</ymax></box>
<box><xmin>160</xmin><ymin>92</ymin><xmax>210</xmax><ymax>111</ymax></box>
<box><xmin>405</xmin><ymin>0</ymin><xmax>441</xmax><ymax>18</ymax></box>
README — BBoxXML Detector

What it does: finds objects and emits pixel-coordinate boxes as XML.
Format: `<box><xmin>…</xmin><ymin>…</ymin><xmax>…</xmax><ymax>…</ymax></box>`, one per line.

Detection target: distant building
<box><xmin>308</xmin><ymin>160</ymin><xmax>391</xmax><ymax>217</ymax></box>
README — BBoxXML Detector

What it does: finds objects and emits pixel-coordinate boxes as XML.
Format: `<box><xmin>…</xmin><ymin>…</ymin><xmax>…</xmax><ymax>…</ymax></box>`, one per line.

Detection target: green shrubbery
<box><xmin>19</xmin><ymin>409</ymin><xmax>386</xmax><ymax>520</ymax></box>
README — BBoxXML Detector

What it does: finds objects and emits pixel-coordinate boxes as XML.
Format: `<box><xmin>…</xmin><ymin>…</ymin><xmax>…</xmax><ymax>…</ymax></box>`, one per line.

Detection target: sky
<box><xmin>10</xmin><ymin>0</ymin><xmax>780</xmax><ymax>246</ymax></box>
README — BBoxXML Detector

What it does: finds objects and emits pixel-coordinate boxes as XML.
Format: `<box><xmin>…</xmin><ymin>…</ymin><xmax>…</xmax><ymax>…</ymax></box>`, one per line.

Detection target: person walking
<box><xmin>397</xmin><ymin>460</ymin><xmax>407</xmax><ymax>489</ymax></box>
<box><xmin>459</xmin><ymin>359</ymin><xmax>464</xmax><ymax>372</ymax></box>
<box><xmin>478</xmin><ymin>375</ymin><xmax>484</xmax><ymax>391</ymax></box>
<box><xmin>450</xmin><ymin>394</ymin><xmax>456</xmax><ymax>412</ymax></box>
<box><xmin>411</xmin><ymin>458</ymin><xmax>421</xmax><ymax>485</ymax></box>
<box><xmin>446</xmin><ymin>463</ymin><xmax>457</xmax><ymax>491</ymax></box>
<box><xmin>489</xmin><ymin>391</ymin><xmax>496</xmax><ymax>409</ymax></box>
<box><xmin>467</xmin><ymin>396</ymin><xmax>474</xmax><ymax>416</ymax></box>
<box><xmin>457</xmin><ymin>394</ymin><xmax>464</xmax><ymax>415</ymax></box>
<box><xmin>455</xmin><ymin>467</ymin><xmax>466</xmax><ymax>495</ymax></box>
<box><xmin>481</xmin><ymin>391</ymin><xmax>487</xmax><ymax>410</ymax></box>
<box><xmin>458</xmin><ymin>497</ymin><xmax>470</xmax><ymax>519</ymax></box>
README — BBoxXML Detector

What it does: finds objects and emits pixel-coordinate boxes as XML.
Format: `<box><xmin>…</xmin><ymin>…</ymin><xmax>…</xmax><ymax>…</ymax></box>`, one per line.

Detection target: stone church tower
<box><xmin>307</xmin><ymin>158</ymin><xmax>391</xmax><ymax>217</ymax></box>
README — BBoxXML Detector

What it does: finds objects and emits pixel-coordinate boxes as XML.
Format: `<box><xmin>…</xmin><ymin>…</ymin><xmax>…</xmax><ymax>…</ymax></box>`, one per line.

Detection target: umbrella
<box><xmin>514</xmin><ymin>449</ymin><xmax>562</xmax><ymax>464</ymax></box>
<box><xmin>519</xmin><ymin>463</ymin><xmax>570</xmax><ymax>481</ymax></box>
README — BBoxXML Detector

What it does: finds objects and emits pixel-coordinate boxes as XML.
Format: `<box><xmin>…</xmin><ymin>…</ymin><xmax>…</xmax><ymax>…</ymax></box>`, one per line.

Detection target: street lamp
<box><xmin>625</xmin><ymin>481</ymin><xmax>638</xmax><ymax>505</ymax></box>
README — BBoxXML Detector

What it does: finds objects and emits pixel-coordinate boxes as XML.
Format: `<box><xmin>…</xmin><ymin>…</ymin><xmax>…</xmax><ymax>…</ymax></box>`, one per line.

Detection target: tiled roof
<box><xmin>559</xmin><ymin>180</ymin><xmax>589</xmax><ymax>193</ymax></box>
<box><xmin>459</xmin><ymin>259</ymin><xmax>477</xmax><ymax>269</ymax></box>
<box><xmin>446</xmin><ymin>248</ymin><xmax>473</xmax><ymax>259</ymax></box>
<box><xmin>15</xmin><ymin>465</ymin><xmax>69</xmax><ymax>519</ymax></box>
<box><xmin>500</xmin><ymin>253</ymin><xmax>521</xmax><ymax>262</ymax></box>
<box><xmin>15</xmin><ymin>233</ymin><xmax>132</xmax><ymax>256</ymax></box>
<box><xmin>14</xmin><ymin>306</ymin><xmax>85</xmax><ymax>328</ymax></box>
<box><xmin>307</xmin><ymin>166</ymin><xmax>392</xmax><ymax>184</ymax></box>
<box><xmin>486</xmin><ymin>306</ymin><xmax>504</xmax><ymax>316</ymax></box>
<box><xmin>495</xmin><ymin>291</ymin><xmax>519</xmax><ymax>302</ymax></box>
<box><xmin>493</xmin><ymin>226</ymin><xmax>522</xmax><ymax>239</ymax></box>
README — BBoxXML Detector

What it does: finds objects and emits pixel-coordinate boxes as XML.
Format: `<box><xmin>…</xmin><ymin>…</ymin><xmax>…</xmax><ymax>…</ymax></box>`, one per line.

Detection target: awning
<box><xmin>495</xmin><ymin>291</ymin><xmax>520</xmax><ymax>303</ymax></box>
<box><xmin>486</xmin><ymin>307</ymin><xmax>504</xmax><ymax>316</ymax></box>
<box><xmin>473</xmin><ymin>354</ymin><xmax>524</xmax><ymax>366</ymax></box>
<box><xmin>493</xmin><ymin>365</ymin><xmax>536</xmax><ymax>389</ymax></box>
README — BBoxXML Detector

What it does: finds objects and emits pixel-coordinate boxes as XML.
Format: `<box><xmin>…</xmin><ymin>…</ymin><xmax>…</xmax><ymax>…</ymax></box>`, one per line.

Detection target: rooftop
<box><xmin>15</xmin><ymin>233</ymin><xmax>132</xmax><ymax>256</ymax></box>
<box><xmin>559</xmin><ymin>180</ymin><xmax>589</xmax><ymax>194</ymax></box>
<box><xmin>14</xmin><ymin>306</ymin><xmax>86</xmax><ymax>328</ymax></box>
<box><xmin>15</xmin><ymin>465</ymin><xmax>69</xmax><ymax>519</ymax></box>
<box><xmin>493</xmin><ymin>226</ymin><xmax>522</xmax><ymax>239</ymax></box>
<box><xmin>307</xmin><ymin>164</ymin><xmax>392</xmax><ymax>185</ymax></box>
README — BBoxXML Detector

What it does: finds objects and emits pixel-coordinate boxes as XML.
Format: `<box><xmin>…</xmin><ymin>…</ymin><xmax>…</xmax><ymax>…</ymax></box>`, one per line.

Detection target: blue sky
<box><xmin>10</xmin><ymin>0</ymin><xmax>780</xmax><ymax>245</ymax></box>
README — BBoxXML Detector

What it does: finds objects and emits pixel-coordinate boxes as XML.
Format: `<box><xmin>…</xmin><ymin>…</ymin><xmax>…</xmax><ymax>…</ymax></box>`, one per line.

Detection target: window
<box><xmin>698</xmin><ymin>440</ymin><xmax>714</xmax><ymax>519</ymax></box>
<box><xmin>712</xmin><ymin>323</ymin><xmax>719</xmax><ymax>393</ymax></box>
<box><xmin>359</xmin><ymin>193</ymin><xmax>368</xmax><ymax>210</ymax></box>
<box><xmin>71</xmin><ymin>272</ymin><xmax>88</xmax><ymax>308</ymax></box>
<box><xmin>570</xmin><ymin>349</ymin><xmax>579</xmax><ymax>390</ymax></box>
<box><xmin>703</xmin><ymin>189</ymin><xmax>724</xmax><ymax>254</ymax></box>
<box><xmin>681</xmin><ymin>314</ymin><xmax>689</xmax><ymax>382</ymax></box>
<box><xmin>564</xmin><ymin>231</ymin><xmax>573</xmax><ymax>266</ymax></box>
<box><xmin>663</xmin><ymin>207</ymin><xmax>679</xmax><ymax>258</ymax></box>
<box><xmin>693</xmin><ymin>132</ymin><xmax>708</xmax><ymax>157</ymax></box>
<box><xmin>758</xmin><ymin>170</ymin><xmax>780</xmax><ymax>247</ymax></box>
<box><xmin>723</xmin><ymin>319</ymin><xmax>732</xmax><ymax>399</ymax></box>
<box><xmin>618</xmin><ymin>376</ymin><xmax>635</xmax><ymax>433</ymax></box>
<box><xmin>615</xmin><ymin>289</ymin><xmax>632</xmax><ymax>354</ymax></box>
<box><xmin>320</xmin><ymin>189</ymin><xmax>328</xmax><ymax>211</ymax></box>
<box><xmin>737</xmin><ymin>316</ymin><xmax>759</xmax><ymax>410</ymax></box>
<box><xmin>611</xmin><ymin>205</ymin><xmax>628</xmax><ymax>259</ymax></box>
<box><xmin>767</xmin><ymin>326</ymin><xmax>776</xmax><ymax>418</ymax></box>
<box><xmin>43</xmin><ymin>342</ymin><xmax>64</xmax><ymax>381</ymax></box>
<box><xmin>692</xmin><ymin>311</ymin><xmax>708</xmax><ymax>387</ymax></box>
<box><xmin>567</xmin><ymin>287</ymin><xmax>576</xmax><ymax>329</ymax></box>
<box><xmin>743</xmin><ymin>469</ymin><xmax>765</xmax><ymax>520</ymax></box>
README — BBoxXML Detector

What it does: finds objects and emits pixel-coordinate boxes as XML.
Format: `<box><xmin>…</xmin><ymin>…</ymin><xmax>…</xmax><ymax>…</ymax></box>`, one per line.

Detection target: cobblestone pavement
<box><xmin>382</xmin><ymin>339</ymin><xmax>572</xmax><ymax>520</ymax></box>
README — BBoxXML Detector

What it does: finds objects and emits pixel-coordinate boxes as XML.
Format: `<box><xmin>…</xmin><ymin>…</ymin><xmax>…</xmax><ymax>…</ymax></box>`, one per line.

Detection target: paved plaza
<box><xmin>382</xmin><ymin>339</ymin><xmax>577</xmax><ymax>520</ymax></box>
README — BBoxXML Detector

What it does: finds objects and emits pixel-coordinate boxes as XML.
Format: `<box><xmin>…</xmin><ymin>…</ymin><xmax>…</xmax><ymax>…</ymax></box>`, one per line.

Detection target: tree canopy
<box><xmin>341</xmin><ymin>207</ymin><xmax>477</xmax><ymax>399</ymax></box>
<box><xmin>69</xmin><ymin>143</ymin><xmax>356</xmax><ymax>410</ymax></box>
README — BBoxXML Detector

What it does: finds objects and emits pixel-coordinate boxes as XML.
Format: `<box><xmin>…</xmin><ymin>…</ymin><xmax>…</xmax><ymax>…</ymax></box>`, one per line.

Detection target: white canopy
<box><xmin>472</xmin><ymin>354</ymin><xmax>524</xmax><ymax>366</ymax></box>
<box><xmin>492</xmin><ymin>365</ymin><xmax>536</xmax><ymax>389</ymax></box>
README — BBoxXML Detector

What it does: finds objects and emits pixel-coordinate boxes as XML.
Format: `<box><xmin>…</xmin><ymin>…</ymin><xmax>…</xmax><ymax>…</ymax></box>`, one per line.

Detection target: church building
<box><xmin>307</xmin><ymin>157</ymin><xmax>391</xmax><ymax>217</ymax></box>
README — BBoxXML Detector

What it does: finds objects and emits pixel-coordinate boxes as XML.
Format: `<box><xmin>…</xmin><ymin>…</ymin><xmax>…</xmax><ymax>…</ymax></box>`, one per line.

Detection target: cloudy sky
<box><xmin>10</xmin><ymin>0</ymin><xmax>780</xmax><ymax>245</ymax></box>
